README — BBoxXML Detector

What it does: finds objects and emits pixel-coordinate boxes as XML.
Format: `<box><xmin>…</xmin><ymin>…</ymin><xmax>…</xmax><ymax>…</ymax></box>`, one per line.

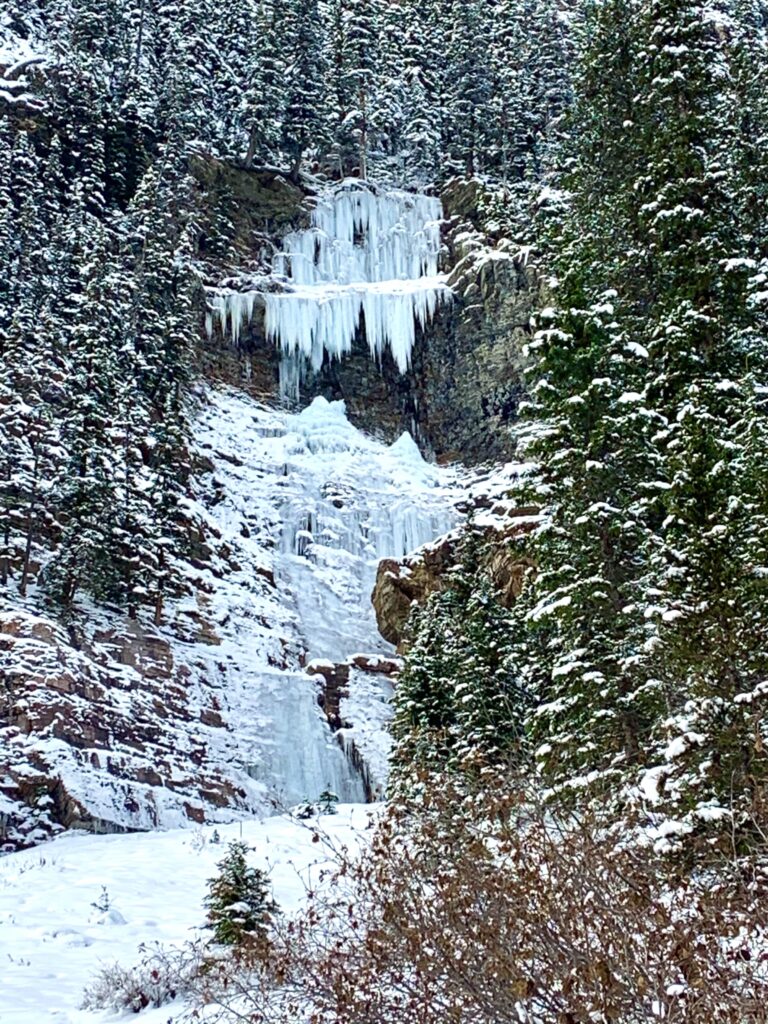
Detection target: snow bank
<box><xmin>0</xmin><ymin>806</ymin><xmax>374</xmax><ymax>1024</ymax></box>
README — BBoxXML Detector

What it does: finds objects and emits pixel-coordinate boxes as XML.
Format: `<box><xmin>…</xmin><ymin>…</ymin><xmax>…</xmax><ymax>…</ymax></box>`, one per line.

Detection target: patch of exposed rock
<box><xmin>0</xmin><ymin>611</ymin><xmax>242</xmax><ymax>850</ymax></box>
<box><xmin>305</xmin><ymin>654</ymin><xmax>401</xmax><ymax>800</ymax></box>
<box><xmin>372</xmin><ymin>505</ymin><xmax>539</xmax><ymax>649</ymax></box>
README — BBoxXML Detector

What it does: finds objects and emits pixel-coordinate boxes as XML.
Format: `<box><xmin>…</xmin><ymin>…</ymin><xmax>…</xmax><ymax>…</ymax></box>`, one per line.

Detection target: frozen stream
<box><xmin>195</xmin><ymin>183</ymin><xmax>459</xmax><ymax>808</ymax></box>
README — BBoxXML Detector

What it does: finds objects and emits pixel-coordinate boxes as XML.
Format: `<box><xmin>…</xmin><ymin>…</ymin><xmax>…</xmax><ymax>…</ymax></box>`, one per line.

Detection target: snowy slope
<box><xmin>1</xmin><ymin>387</ymin><xmax>463</xmax><ymax>845</ymax></box>
<box><xmin>0</xmin><ymin>806</ymin><xmax>373</xmax><ymax>1024</ymax></box>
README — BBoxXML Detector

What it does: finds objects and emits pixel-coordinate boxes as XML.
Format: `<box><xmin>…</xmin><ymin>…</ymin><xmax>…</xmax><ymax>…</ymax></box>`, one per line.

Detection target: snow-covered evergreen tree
<box><xmin>205</xmin><ymin>841</ymin><xmax>279</xmax><ymax>947</ymax></box>
<box><xmin>520</xmin><ymin>0</ymin><xmax>768</xmax><ymax>851</ymax></box>
<box><xmin>391</xmin><ymin>535</ymin><xmax>525</xmax><ymax>786</ymax></box>
<box><xmin>282</xmin><ymin>0</ymin><xmax>328</xmax><ymax>180</ymax></box>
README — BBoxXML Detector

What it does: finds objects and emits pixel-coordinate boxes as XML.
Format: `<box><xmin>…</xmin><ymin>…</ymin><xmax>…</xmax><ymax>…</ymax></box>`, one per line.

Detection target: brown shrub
<box><xmin>266</xmin><ymin>774</ymin><xmax>768</xmax><ymax>1024</ymax></box>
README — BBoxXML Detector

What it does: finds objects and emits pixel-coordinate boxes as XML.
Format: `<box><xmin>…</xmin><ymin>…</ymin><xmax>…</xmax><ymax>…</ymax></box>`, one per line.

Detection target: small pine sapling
<box><xmin>204</xmin><ymin>841</ymin><xmax>279</xmax><ymax>948</ymax></box>
<box><xmin>318</xmin><ymin>790</ymin><xmax>339</xmax><ymax>815</ymax></box>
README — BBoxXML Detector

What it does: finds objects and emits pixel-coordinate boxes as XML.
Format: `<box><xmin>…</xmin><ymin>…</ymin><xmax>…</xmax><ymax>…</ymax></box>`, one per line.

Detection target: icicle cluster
<box><xmin>207</xmin><ymin>181</ymin><xmax>451</xmax><ymax>397</ymax></box>
<box><xmin>273</xmin><ymin>184</ymin><xmax>443</xmax><ymax>285</ymax></box>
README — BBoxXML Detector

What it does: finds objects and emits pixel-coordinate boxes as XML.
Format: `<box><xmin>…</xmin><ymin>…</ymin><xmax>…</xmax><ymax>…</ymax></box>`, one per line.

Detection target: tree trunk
<box><xmin>19</xmin><ymin>451</ymin><xmax>39</xmax><ymax>598</ymax></box>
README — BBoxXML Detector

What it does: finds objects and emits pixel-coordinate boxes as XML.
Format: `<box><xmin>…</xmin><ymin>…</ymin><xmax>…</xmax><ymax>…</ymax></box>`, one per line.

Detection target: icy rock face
<box><xmin>0</xmin><ymin>389</ymin><xmax>462</xmax><ymax>847</ymax></box>
<box><xmin>208</xmin><ymin>181</ymin><xmax>451</xmax><ymax>398</ymax></box>
<box><xmin>277</xmin><ymin>396</ymin><xmax>458</xmax><ymax>658</ymax></box>
<box><xmin>189</xmin><ymin>389</ymin><xmax>461</xmax><ymax>808</ymax></box>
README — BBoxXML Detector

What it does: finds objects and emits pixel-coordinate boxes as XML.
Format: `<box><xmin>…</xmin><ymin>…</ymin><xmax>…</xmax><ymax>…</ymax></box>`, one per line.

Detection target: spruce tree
<box><xmin>242</xmin><ymin>0</ymin><xmax>286</xmax><ymax>168</ymax></box>
<box><xmin>628</xmin><ymin>0</ymin><xmax>768</xmax><ymax>844</ymax></box>
<box><xmin>344</xmin><ymin>0</ymin><xmax>380</xmax><ymax>179</ymax></box>
<box><xmin>445</xmin><ymin>0</ymin><xmax>492</xmax><ymax>177</ymax></box>
<box><xmin>391</xmin><ymin>536</ymin><xmax>524</xmax><ymax>787</ymax></box>
<box><xmin>205</xmin><ymin>841</ymin><xmax>279</xmax><ymax>947</ymax></box>
<box><xmin>282</xmin><ymin>0</ymin><xmax>328</xmax><ymax>181</ymax></box>
<box><xmin>521</xmin><ymin>0</ymin><xmax>768</xmax><ymax>850</ymax></box>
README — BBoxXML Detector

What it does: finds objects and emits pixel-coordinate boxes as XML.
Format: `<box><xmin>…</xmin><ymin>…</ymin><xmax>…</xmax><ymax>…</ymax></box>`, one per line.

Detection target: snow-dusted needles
<box><xmin>207</xmin><ymin>181</ymin><xmax>452</xmax><ymax>398</ymax></box>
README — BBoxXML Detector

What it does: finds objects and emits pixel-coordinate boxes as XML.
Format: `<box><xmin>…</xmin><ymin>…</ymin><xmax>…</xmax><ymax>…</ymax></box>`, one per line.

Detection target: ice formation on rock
<box><xmin>208</xmin><ymin>181</ymin><xmax>452</xmax><ymax>397</ymax></box>
<box><xmin>191</xmin><ymin>390</ymin><xmax>461</xmax><ymax>807</ymax></box>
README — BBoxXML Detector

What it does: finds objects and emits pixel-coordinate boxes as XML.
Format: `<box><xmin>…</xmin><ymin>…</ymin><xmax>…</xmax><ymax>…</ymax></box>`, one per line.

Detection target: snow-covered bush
<box><xmin>80</xmin><ymin>943</ymin><xmax>201</xmax><ymax>1014</ymax></box>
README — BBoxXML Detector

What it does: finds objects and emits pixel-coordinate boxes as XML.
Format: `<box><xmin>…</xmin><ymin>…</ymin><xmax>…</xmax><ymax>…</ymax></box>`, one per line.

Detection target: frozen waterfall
<box><xmin>207</xmin><ymin>181</ymin><xmax>452</xmax><ymax>398</ymax></box>
<box><xmin>193</xmin><ymin>389</ymin><xmax>462</xmax><ymax>809</ymax></box>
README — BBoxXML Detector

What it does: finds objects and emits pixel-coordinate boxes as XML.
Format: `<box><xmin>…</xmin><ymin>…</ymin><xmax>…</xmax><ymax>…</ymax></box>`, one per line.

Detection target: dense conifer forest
<box><xmin>4</xmin><ymin>0</ymin><xmax>768</xmax><ymax>1019</ymax></box>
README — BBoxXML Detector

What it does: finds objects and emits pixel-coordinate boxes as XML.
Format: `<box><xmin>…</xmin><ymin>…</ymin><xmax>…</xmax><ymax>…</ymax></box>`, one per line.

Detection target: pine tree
<box><xmin>517</xmin><ymin>0</ymin><xmax>661</xmax><ymax>803</ymax></box>
<box><xmin>242</xmin><ymin>1</ymin><xmax>286</xmax><ymax>168</ymax></box>
<box><xmin>520</xmin><ymin>0</ymin><xmax>768</xmax><ymax>850</ymax></box>
<box><xmin>323</xmin><ymin>0</ymin><xmax>356</xmax><ymax>176</ymax></box>
<box><xmin>391</xmin><ymin>536</ymin><xmax>525</xmax><ymax>786</ymax></box>
<box><xmin>397</xmin><ymin>0</ymin><xmax>444</xmax><ymax>186</ymax></box>
<box><xmin>445</xmin><ymin>0</ymin><xmax>492</xmax><ymax>177</ymax></box>
<box><xmin>343</xmin><ymin>0</ymin><xmax>380</xmax><ymax>179</ymax></box>
<box><xmin>282</xmin><ymin>0</ymin><xmax>328</xmax><ymax>181</ymax></box>
<box><xmin>627</xmin><ymin>0</ymin><xmax>768</xmax><ymax>845</ymax></box>
<box><xmin>204</xmin><ymin>841</ymin><xmax>279</xmax><ymax>947</ymax></box>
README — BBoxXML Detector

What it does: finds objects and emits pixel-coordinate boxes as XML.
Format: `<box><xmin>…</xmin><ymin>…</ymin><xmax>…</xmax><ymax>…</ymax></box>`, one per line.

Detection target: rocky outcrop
<box><xmin>308</xmin><ymin>654</ymin><xmax>401</xmax><ymax>731</ymax></box>
<box><xmin>372</xmin><ymin>506</ymin><xmax>539</xmax><ymax>649</ymax></box>
<box><xmin>191</xmin><ymin>155</ymin><xmax>307</xmax><ymax>268</ymax></box>
<box><xmin>306</xmin><ymin>655</ymin><xmax>401</xmax><ymax>800</ymax></box>
<box><xmin>198</xmin><ymin>174</ymin><xmax>540</xmax><ymax>464</ymax></box>
<box><xmin>0</xmin><ymin>610</ymin><xmax>247</xmax><ymax>850</ymax></box>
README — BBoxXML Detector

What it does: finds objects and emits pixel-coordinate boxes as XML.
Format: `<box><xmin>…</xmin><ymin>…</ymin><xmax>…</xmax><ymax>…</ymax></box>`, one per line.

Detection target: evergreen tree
<box><xmin>445</xmin><ymin>0</ymin><xmax>492</xmax><ymax>176</ymax></box>
<box><xmin>391</xmin><ymin>536</ymin><xmax>525</xmax><ymax>786</ymax></box>
<box><xmin>627</xmin><ymin>0</ymin><xmax>768</xmax><ymax>843</ymax></box>
<box><xmin>343</xmin><ymin>0</ymin><xmax>380</xmax><ymax>179</ymax></box>
<box><xmin>204</xmin><ymin>841</ymin><xmax>279</xmax><ymax>947</ymax></box>
<box><xmin>242</xmin><ymin>1</ymin><xmax>286</xmax><ymax>168</ymax></box>
<box><xmin>282</xmin><ymin>0</ymin><xmax>328</xmax><ymax>181</ymax></box>
<box><xmin>520</xmin><ymin>0</ymin><xmax>768</xmax><ymax>850</ymax></box>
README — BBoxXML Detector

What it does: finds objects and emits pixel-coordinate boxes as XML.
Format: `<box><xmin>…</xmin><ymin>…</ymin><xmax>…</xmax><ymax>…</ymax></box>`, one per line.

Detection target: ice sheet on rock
<box><xmin>275</xmin><ymin>182</ymin><xmax>443</xmax><ymax>285</ymax></box>
<box><xmin>264</xmin><ymin>276</ymin><xmax>449</xmax><ymax>382</ymax></box>
<box><xmin>209</xmin><ymin>180</ymin><xmax>452</xmax><ymax>398</ymax></box>
<box><xmin>192</xmin><ymin>389</ymin><xmax>463</xmax><ymax>806</ymax></box>
<box><xmin>276</xmin><ymin>396</ymin><xmax>459</xmax><ymax>661</ymax></box>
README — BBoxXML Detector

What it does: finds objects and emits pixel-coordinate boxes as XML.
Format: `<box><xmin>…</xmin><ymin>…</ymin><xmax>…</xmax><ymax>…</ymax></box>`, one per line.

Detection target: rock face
<box><xmin>372</xmin><ymin>506</ymin><xmax>539</xmax><ymax>649</ymax></box>
<box><xmin>200</xmin><ymin>174</ymin><xmax>540</xmax><ymax>464</ymax></box>
<box><xmin>413</xmin><ymin>180</ymin><xmax>539</xmax><ymax>462</ymax></box>
<box><xmin>306</xmin><ymin>655</ymin><xmax>402</xmax><ymax>800</ymax></box>
<box><xmin>0</xmin><ymin>611</ymin><xmax>243</xmax><ymax>848</ymax></box>
<box><xmin>192</xmin><ymin>156</ymin><xmax>307</xmax><ymax>401</ymax></box>
<box><xmin>191</xmin><ymin>155</ymin><xmax>307</xmax><ymax>266</ymax></box>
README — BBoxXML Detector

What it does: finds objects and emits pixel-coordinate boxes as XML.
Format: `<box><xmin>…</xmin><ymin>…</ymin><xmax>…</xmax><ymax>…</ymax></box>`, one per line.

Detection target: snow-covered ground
<box><xmin>0</xmin><ymin>805</ymin><xmax>373</xmax><ymax>1024</ymax></box>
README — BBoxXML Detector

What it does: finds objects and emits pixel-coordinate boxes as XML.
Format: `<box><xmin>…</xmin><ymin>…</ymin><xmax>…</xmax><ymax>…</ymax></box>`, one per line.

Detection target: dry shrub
<box><xmin>81</xmin><ymin>941</ymin><xmax>203</xmax><ymax>1013</ymax></box>
<box><xmin>266</xmin><ymin>774</ymin><xmax>768</xmax><ymax>1024</ymax></box>
<box><xmin>131</xmin><ymin>775</ymin><xmax>768</xmax><ymax>1023</ymax></box>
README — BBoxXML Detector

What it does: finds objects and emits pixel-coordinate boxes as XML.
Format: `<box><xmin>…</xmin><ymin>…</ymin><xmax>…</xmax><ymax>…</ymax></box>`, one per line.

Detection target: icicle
<box><xmin>207</xmin><ymin>289</ymin><xmax>260</xmax><ymax>347</ymax></box>
<box><xmin>208</xmin><ymin>181</ymin><xmax>452</xmax><ymax>394</ymax></box>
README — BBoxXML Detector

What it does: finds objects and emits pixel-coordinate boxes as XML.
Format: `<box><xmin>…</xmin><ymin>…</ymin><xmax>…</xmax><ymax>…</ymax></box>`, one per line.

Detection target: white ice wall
<box><xmin>191</xmin><ymin>390</ymin><xmax>462</xmax><ymax>808</ymax></box>
<box><xmin>207</xmin><ymin>181</ymin><xmax>451</xmax><ymax>398</ymax></box>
